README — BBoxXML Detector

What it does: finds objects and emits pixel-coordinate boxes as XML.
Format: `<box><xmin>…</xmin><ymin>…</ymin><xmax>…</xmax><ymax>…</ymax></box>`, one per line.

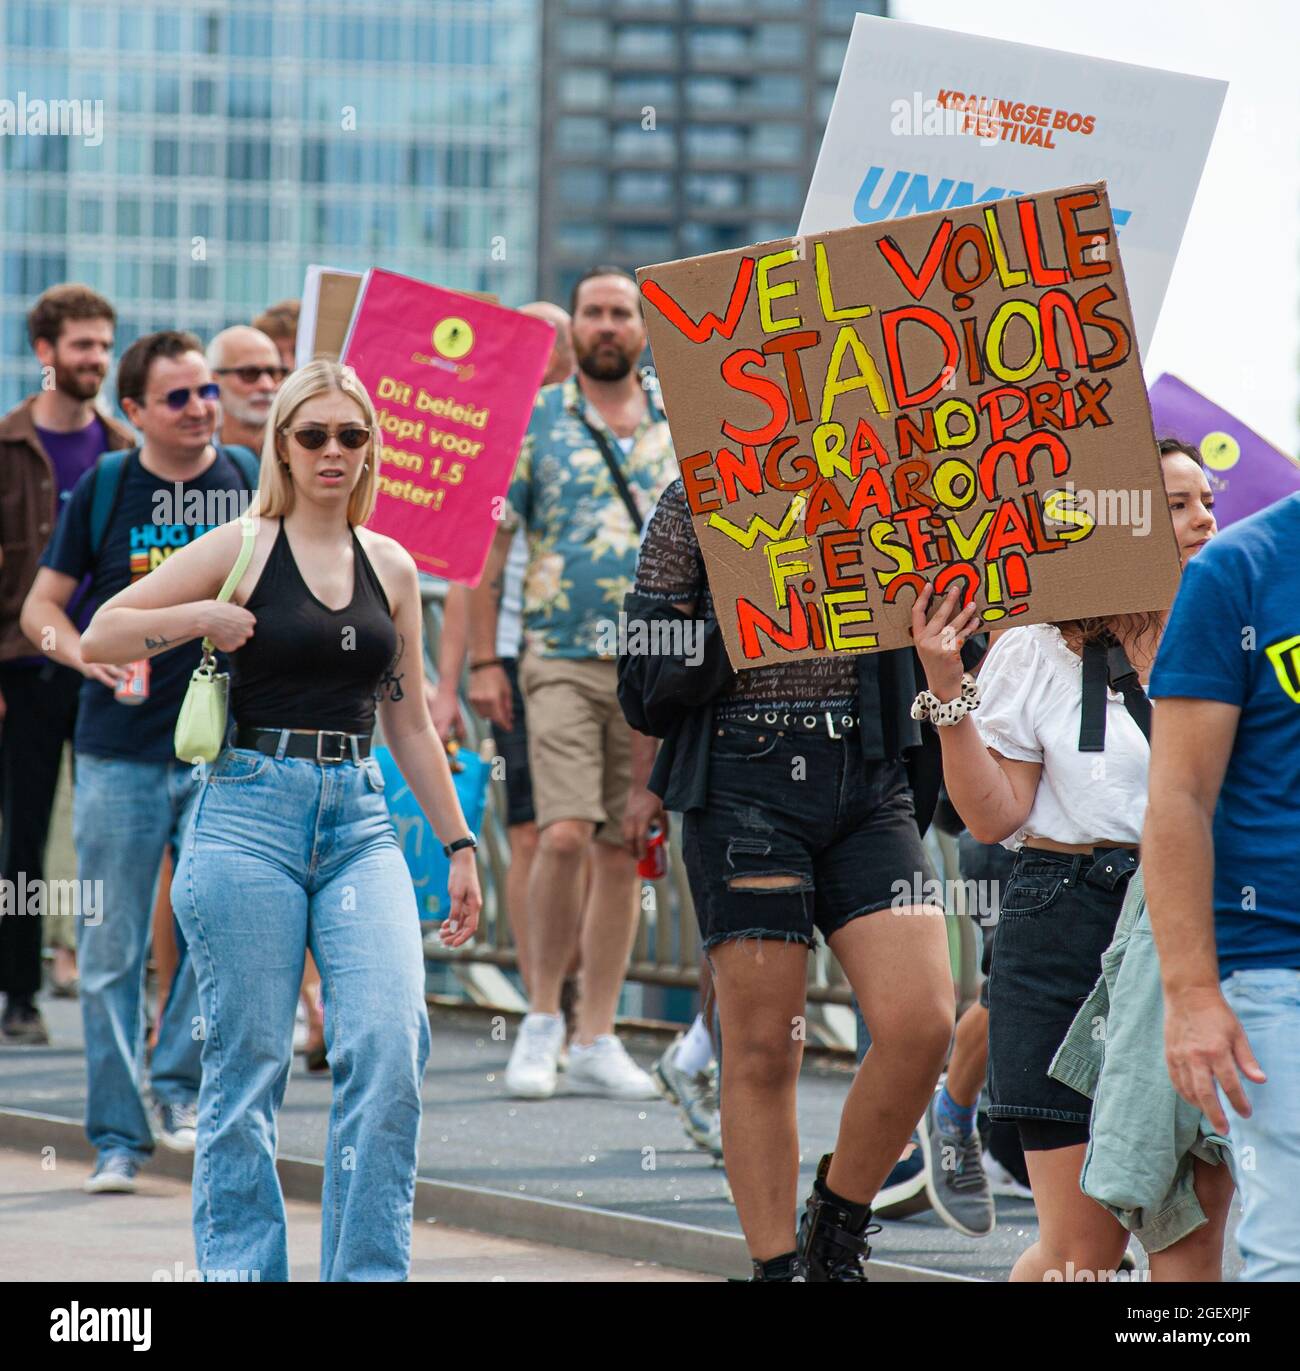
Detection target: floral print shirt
<box><xmin>506</xmin><ymin>371</ymin><xmax>678</xmax><ymax>659</ymax></box>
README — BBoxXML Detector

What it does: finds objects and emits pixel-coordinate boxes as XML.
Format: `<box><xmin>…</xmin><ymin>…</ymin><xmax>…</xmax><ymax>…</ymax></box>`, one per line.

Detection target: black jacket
<box><xmin>617</xmin><ymin>590</ymin><xmax>963</xmax><ymax>834</ymax></box>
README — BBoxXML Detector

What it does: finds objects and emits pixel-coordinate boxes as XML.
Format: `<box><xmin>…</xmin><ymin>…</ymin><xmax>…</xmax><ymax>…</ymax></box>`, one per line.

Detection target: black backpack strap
<box><xmin>1107</xmin><ymin>642</ymin><xmax>1152</xmax><ymax>741</ymax></box>
<box><xmin>1079</xmin><ymin>635</ymin><xmax>1151</xmax><ymax>751</ymax></box>
<box><xmin>1078</xmin><ymin>638</ymin><xmax>1109</xmax><ymax>752</ymax></box>
<box><xmin>579</xmin><ymin>417</ymin><xmax>643</xmax><ymax>534</ymax></box>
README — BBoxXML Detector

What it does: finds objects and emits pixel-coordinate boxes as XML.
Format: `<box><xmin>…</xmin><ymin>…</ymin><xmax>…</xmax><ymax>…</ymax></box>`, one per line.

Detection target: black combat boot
<box><xmin>796</xmin><ymin>1153</ymin><xmax>879</xmax><ymax>1282</ymax></box>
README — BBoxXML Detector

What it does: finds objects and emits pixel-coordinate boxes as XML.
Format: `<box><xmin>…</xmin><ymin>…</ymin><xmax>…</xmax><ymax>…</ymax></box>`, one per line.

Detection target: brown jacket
<box><xmin>0</xmin><ymin>395</ymin><xmax>135</xmax><ymax>661</ymax></box>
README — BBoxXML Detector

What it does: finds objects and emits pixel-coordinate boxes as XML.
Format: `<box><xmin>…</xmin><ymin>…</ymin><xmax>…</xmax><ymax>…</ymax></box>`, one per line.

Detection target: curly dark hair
<box><xmin>27</xmin><ymin>284</ymin><xmax>116</xmax><ymax>348</ymax></box>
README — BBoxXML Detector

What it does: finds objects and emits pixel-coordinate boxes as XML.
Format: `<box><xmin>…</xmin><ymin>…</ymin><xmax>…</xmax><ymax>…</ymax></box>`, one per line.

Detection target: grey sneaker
<box><xmin>84</xmin><ymin>1153</ymin><xmax>139</xmax><ymax>1194</ymax></box>
<box><xmin>917</xmin><ymin>1091</ymin><xmax>995</xmax><ymax>1237</ymax></box>
<box><xmin>155</xmin><ymin>1100</ymin><xmax>199</xmax><ymax>1153</ymax></box>
<box><xmin>652</xmin><ymin>1037</ymin><xmax>722</xmax><ymax>1159</ymax></box>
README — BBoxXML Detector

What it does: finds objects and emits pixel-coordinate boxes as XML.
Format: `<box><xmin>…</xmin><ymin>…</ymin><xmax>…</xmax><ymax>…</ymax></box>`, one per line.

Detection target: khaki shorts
<box><xmin>519</xmin><ymin>654</ymin><xmax>631</xmax><ymax>846</ymax></box>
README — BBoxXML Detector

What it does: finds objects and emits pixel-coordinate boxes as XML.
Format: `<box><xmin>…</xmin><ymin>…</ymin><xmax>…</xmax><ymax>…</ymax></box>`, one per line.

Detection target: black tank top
<box><xmin>230</xmin><ymin>521</ymin><xmax>399</xmax><ymax>735</ymax></box>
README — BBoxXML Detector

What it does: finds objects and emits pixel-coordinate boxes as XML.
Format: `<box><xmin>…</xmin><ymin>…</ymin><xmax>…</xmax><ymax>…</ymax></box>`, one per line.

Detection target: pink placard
<box><xmin>341</xmin><ymin>269</ymin><xmax>555</xmax><ymax>584</ymax></box>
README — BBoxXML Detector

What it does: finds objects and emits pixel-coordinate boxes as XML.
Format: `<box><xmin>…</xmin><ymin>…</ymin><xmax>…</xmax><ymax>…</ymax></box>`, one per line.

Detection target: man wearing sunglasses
<box><xmin>208</xmin><ymin>325</ymin><xmax>288</xmax><ymax>455</ymax></box>
<box><xmin>21</xmin><ymin>330</ymin><xmax>260</xmax><ymax>1195</ymax></box>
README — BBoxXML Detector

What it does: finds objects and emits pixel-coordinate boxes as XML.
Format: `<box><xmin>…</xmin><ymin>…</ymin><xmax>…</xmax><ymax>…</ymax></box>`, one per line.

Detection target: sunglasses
<box><xmin>284</xmin><ymin>425</ymin><xmax>372</xmax><ymax>451</ymax></box>
<box><xmin>215</xmin><ymin>365</ymin><xmax>290</xmax><ymax>384</ymax></box>
<box><xmin>156</xmin><ymin>383</ymin><xmax>220</xmax><ymax>410</ymax></box>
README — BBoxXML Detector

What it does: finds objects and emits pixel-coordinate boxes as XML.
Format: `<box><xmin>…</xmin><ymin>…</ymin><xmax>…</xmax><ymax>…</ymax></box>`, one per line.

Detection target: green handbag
<box><xmin>174</xmin><ymin>515</ymin><xmax>258</xmax><ymax>766</ymax></box>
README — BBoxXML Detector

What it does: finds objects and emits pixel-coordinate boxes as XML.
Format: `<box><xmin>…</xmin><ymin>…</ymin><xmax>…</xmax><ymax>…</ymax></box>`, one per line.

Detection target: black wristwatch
<box><xmin>443</xmin><ymin>835</ymin><xmax>478</xmax><ymax>858</ymax></box>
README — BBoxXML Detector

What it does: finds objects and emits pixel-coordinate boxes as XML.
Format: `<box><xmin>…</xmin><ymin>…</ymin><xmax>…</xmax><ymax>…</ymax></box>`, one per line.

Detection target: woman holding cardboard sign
<box><xmin>80</xmin><ymin>359</ymin><xmax>481</xmax><ymax>1281</ymax></box>
<box><xmin>912</xmin><ymin>440</ymin><xmax>1235</xmax><ymax>1281</ymax></box>
<box><xmin>623</xmin><ymin>477</ymin><xmax>957</xmax><ymax>1282</ymax></box>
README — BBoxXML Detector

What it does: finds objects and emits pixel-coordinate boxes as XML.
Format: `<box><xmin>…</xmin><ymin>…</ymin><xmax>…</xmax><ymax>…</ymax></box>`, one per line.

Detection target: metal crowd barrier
<box><xmin>414</xmin><ymin>579</ymin><xmax>979</xmax><ymax>1046</ymax></box>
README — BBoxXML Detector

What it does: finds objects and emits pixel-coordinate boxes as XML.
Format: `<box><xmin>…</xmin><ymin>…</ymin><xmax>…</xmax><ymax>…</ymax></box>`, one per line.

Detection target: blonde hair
<box><xmin>252</xmin><ymin>359</ymin><xmax>380</xmax><ymax>525</ymax></box>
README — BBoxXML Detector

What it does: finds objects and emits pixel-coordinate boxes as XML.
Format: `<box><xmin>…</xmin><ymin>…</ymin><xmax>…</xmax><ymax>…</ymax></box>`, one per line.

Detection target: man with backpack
<box><xmin>0</xmin><ymin>285</ymin><xmax>132</xmax><ymax>1044</ymax></box>
<box><xmin>21</xmin><ymin>330</ymin><xmax>259</xmax><ymax>1193</ymax></box>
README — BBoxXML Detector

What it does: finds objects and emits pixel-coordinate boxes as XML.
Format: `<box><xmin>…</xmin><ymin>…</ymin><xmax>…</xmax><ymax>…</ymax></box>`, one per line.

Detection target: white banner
<box><xmin>801</xmin><ymin>15</ymin><xmax>1226</xmax><ymax>355</ymax></box>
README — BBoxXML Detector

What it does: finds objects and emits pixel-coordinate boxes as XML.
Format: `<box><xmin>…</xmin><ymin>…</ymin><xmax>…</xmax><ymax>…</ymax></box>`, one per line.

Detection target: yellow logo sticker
<box><xmin>432</xmin><ymin>317</ymin><xmax>474</xmax><ymax>360</ymax></box>
<box><xmin>1265</xmin><ymin>634</ymin><xmax>1300</xmax><ymax>704</ymax></box>
<box><xmin>1201</xmin><ymin>431</ymin><xmax>1241</xmax><ymax>472</ymax></box>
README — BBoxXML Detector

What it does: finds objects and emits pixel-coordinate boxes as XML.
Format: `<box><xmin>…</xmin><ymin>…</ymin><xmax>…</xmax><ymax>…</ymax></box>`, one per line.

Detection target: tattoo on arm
<box><xmin>376</xmin><ymin>632</ymin><xmax>406</xmax><ymax>702</ymax></box>
<box><xmin>144</xmin><ymin>635</ymin><xmax>174</xmax><ymax>650</ymax></box>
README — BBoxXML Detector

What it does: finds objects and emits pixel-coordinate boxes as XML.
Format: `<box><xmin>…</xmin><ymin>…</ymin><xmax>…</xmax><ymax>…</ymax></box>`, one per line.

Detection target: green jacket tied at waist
<box><xmin>1049</xmin><ymin>867</ymin><xmax>1233</xmax><ymax>1252</ymax></box>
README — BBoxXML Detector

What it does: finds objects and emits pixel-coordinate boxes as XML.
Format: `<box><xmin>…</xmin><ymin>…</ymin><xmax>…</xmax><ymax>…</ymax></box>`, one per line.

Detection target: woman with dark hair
<box><xmin>912</xmin><ymin>441</ymin><xmax>1234</xmax><ymax>1280</ymax></box>
<box><xmin>81</xmin><ymin>360</ymin><xmax>482</xmax><ymax>1280</ymax></box>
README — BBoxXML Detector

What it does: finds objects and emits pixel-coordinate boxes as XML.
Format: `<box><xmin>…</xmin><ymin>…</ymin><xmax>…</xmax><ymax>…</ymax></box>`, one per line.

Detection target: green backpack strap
<box><xmin>88</xmin><ymin>449</ymin><xmax>138</xmax><ymax>557</ymax></box>
<box><xmin>218</xmin><ymin>443</ymin><xmax>260</xmax><ymax>492</ymax></box>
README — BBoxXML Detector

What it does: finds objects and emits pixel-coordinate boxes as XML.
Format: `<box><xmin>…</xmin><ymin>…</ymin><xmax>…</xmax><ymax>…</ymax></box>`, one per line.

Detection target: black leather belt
<box><xmin>234</xmin><ymin>726</ymin><xmax>372</xmax><ymax>763</ymax></box>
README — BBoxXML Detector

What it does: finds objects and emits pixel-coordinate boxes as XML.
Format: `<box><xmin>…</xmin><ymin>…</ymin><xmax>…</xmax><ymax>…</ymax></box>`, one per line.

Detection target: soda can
<box><xmin>115</xmin><ymin>658</ymin><xmax>150</xmax><ymax>705</ymax></box>
<box><xmin>637</xmin><ymin>821</ymin><xmax>668</xmax><ymax>881</ymax></box>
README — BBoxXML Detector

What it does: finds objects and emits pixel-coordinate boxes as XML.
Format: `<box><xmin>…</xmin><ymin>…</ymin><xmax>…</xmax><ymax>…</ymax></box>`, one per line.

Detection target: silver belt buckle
<box><xmin>825</xmin><ymin>711</ymin><xmax>840</xmax><ymax>739</ymax></box>
<box><xmin>316</xmin><ymin>730</ymin><xmax>348</xmax><ymax>764</ymax></box>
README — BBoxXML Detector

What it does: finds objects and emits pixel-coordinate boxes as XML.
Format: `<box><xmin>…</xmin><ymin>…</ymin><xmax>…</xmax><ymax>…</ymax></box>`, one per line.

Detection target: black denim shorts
<box><xmin>492</xmin><ymin>656</ymin><xmax>535</xmax><ymax>828</ymax></box>
<box><xmin>986</xmin><ymin>846</ymin><xmax>1136</xmax><ymax>1124</ymax></box>
<box><xmin>681</xmin><ymin>718</ymin><xmax>934</xmax><ymax>952</ymax></box>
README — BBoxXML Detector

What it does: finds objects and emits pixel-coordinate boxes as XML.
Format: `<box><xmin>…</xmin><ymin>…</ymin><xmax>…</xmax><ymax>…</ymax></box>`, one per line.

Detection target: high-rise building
<box><xmin>536</xmin><ymin>0</ymin><xmax>882</xmax><ymax>307</ymax></box>
<box><xmin>0</xmin><ymin>1</ymin><xmax>542</xmax><ymax>412</ymax></box>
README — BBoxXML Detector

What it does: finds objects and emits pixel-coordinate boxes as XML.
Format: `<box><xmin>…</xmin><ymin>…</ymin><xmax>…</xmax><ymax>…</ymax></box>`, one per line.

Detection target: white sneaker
<box><xmin>565</xmin><ymin>1035</ymin><xmax>658</xmax><ymax>1100</ymax></box>
<box><xmin>504</xmin><ymin>1012</ymin><xmax>566</xmax><ymax>1099</ymax></box>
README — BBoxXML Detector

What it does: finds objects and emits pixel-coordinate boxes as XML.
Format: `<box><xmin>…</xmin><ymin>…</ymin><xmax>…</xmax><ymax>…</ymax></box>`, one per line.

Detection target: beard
<box><xmin>222</xmin><ymin>391</ymin><xmax>275</xmax><ymax>428</ymax></box>
<box><xmin>52</xmin><ymin>361</ymin><xmax>104</xmax><ymax>401</ymax></box>
<box><xmin>576</xmin><ymin>341</ymin><xmax>634</xmax><ymax>383</ymax></box>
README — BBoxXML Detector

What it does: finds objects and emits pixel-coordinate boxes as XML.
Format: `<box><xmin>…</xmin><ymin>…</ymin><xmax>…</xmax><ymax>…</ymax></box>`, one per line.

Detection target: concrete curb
<box><xmin>0</xmin><ymin>1107</ymin><xmax>976</xmax><ymax>1282</ymax></box>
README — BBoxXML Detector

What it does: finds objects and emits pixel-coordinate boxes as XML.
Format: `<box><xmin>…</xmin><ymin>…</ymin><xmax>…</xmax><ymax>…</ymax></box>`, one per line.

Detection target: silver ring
<box><xmin>842</xmin><ymin>715</ymin><xmax>853</xmax><ymax>728</ymax></box>
<box><xmin>764</xmin><ymin>712</ymin><xmax>777</xmax><ymax>724</ymax></box>
<box><xmin>804</xmin><ymin>715</ymin><xmax>817</xmax><ymax>728</ymax></box>
<box><xmin>745</xmin><ymin>712</ymin><xmax>758</xmax><ymax>722</ymax></box>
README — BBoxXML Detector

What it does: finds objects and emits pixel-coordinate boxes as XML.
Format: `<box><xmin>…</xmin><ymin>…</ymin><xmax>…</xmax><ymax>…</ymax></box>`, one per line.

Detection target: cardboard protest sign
<box><xmin>1149</xmin><ymin>374</ymin><xmax>1300</xmax><ymax>527</ymax></box>
<box><xmin>802</xmin><ymin>15</ymin><xmax>1226</xmax><ymax>355</ymax></box>
<box><xmin>340</xmin><ymin>269</ymin><xmax>555</xmax><ymax>584</ymax></box>
<box><xmin>296</xmin><ymin>266</ymin><xmax>363</xmax><ymax>369</ymax></box>
<box><xmin>638</xmin><ymin>182</ymin><xmax>1181</xmax><ymax>669</ymax></box>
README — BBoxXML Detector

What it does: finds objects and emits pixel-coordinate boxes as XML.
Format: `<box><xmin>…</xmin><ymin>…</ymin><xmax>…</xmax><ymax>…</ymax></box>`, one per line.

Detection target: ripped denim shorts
<box><xmin>681</xmin><ymin>717</ymin><xmax>933</xmax><ymax>953</ymax></box>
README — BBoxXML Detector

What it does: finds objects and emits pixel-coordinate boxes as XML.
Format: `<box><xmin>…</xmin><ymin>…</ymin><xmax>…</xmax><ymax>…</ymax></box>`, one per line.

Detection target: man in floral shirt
<box><xmin>473</xmin><ymin>267</ymin><xmax>677</xmax><ymax>1100</ymax></box>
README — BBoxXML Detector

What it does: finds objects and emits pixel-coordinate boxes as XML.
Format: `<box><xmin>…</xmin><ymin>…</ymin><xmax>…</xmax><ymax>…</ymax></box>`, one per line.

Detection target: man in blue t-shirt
<box><xmin>1146</xmin><ymin>491</ymin><xmax>1300</xmax><ymax>1281</ymax></box>
<box><xmin>21</xmin><ymin>329</ymin><xmax>258</xmax><ymax>1195</ymax></box>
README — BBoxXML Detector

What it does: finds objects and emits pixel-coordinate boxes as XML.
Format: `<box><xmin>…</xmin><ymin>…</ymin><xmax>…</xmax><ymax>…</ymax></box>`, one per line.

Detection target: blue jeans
<box><xmin>73</xmin><ymin>753</ymin><xmax>204</xmax><ymax>1161</ymax></box>
<box><xmin>171</xmin><ymin>746</ymin><xmax>430</xmax><ymax>1282</ymax></box>
<box><xmin>1220</xmin><ymin>968</ymin><xmax>1300</xmax><ymax>1281</ymax></box>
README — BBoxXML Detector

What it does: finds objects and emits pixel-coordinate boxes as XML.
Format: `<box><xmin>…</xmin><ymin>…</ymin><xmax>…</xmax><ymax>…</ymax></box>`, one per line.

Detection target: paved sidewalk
<box><xmin>2</xmin><ymin>997</ymin><xmax>1050</xmax><ymax>1280</ymax></box>
<box><xmin>0</xmin><ymin>1145</ymin><xmax>708</xmax><ymax>1282</ymax></box>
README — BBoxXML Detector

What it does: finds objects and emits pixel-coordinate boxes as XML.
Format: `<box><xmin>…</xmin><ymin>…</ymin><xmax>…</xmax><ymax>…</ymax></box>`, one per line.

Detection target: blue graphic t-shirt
<box><xmin>39</xmin><ymin>448</ymin><xmax>253</xmax><ymax>763</ymax></box>
<box><xmin>1149</xmin><ymin>493</ymin><xmax>1300</xmax><ymax>977</ymax></box>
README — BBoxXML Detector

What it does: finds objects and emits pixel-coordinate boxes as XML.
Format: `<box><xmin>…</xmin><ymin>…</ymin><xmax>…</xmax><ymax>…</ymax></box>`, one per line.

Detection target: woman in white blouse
<box><xmin>911</xmin><ymin>442</ymin><xmax>1232</xmax><ymax>1281</ymax></box>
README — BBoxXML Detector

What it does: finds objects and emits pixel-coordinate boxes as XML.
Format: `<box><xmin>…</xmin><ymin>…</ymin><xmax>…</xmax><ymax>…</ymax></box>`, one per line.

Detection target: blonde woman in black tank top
<box><xmin>81</xmin><ymin>360</ymin><xmax>482</xmax><ymax>1280</ymax></box>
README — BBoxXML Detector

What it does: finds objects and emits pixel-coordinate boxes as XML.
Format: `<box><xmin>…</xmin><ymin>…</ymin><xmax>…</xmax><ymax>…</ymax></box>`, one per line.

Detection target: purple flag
<box><xmin>1148</xmin><ymin>374</ymin><xmax>1300</xmax><ymax>527</ymax></box>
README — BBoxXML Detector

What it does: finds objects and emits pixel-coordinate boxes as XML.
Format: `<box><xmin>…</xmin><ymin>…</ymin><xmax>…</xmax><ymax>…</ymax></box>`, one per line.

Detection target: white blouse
<box><xmin>972</xmin><ymin>624</ymin><xmax>1149</xmax><ymax>851</ymax></box>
